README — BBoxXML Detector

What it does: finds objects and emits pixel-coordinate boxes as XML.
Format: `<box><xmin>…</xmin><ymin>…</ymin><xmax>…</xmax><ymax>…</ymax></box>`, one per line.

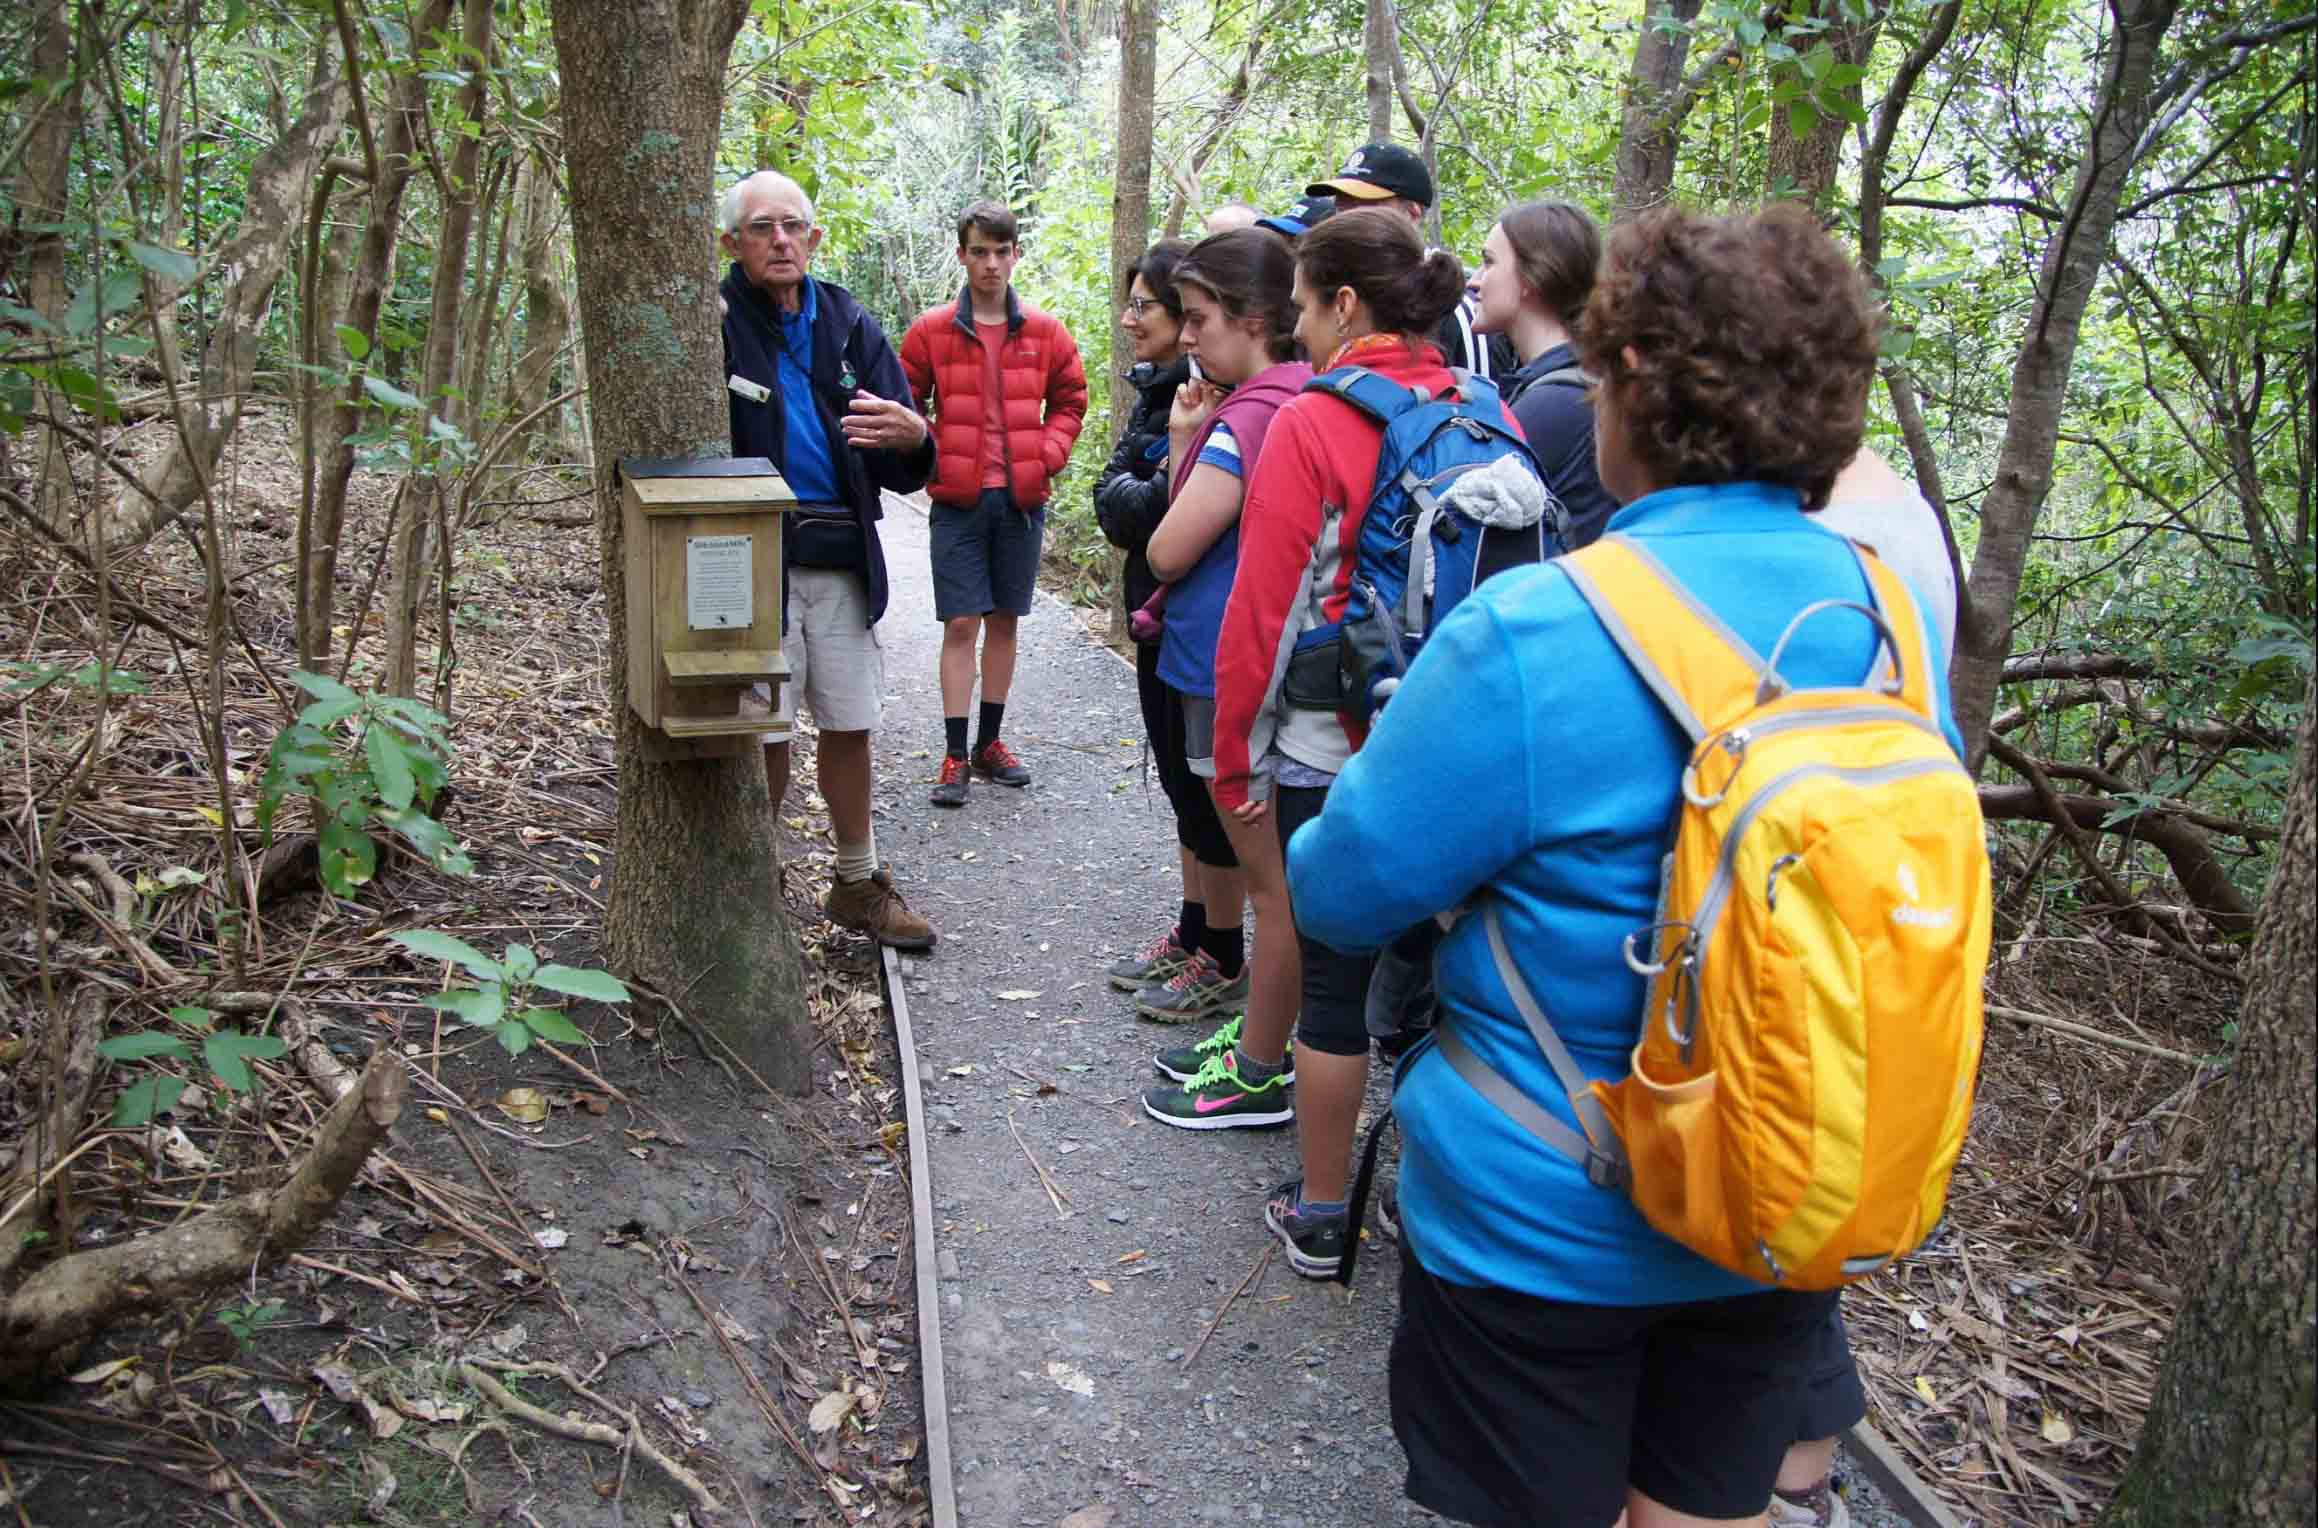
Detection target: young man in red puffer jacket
<box><xmin>900</xmin><ymin>201</ymin><xmax>1089</xmax><ymax>807</ymax></box>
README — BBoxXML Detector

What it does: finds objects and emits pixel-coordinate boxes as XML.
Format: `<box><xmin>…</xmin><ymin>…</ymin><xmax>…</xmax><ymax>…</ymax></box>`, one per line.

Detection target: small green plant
<box><xmin>259</xmin><ymin>672</ymin><xmax>473</xmax><ymax>896</ymax></box>
<box><xmin>96</xmin><ymin>1005</ymin><xmax>288</xmax><ymax>1126</ymax></box>
<box><xmin>215</xmin><ymin>1298</ymin><xmax>287</xmax><ymax>1349</ymax></box>
<box><xmin>392</xmin><ymin>933</ymin><xmax>630</xmax><ymax>1055</ymax></box>
<box><xmin>1</xmin><ymin>660</ymin><xmax>151</xmax><ymax>696</ymax></box>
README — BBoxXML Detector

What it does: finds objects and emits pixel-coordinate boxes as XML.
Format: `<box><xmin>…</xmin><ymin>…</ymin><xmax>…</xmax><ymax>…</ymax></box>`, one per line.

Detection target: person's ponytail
<box><xmin>1373</xmin><ymin>247</ymin><xmax>1467</xmax><ymax>337</ymax></box>
<box><xmin>1297</xmin><ymin>207</ymin><xmax>1467</xmax><ymax>342</ymax></box>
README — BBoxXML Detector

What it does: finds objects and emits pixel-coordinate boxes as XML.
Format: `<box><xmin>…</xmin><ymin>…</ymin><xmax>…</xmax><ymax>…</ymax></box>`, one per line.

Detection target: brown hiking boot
<box><xmin>824</xmin><ymin>867</ymin><xmax>936</xmax><ymax>951</ymax></box>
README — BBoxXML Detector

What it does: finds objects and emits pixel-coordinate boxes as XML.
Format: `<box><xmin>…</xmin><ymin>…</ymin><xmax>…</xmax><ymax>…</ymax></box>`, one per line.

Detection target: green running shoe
<box><xmin>1141</xmin><ymin>1049</ymin><xmax>1295</xmax><ymax>1131</ymax></box>
<box><xmin>1153</xmin><ymin>1015</ymin><xmax>1295</xmax><ymax>1085</ymax></box>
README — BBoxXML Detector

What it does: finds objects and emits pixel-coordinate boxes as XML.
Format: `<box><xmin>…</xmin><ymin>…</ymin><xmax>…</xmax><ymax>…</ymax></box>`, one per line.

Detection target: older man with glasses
<box><xmin>718</xmin><ymin>169</ymin><xmax>937</xmax><ymax>950</ymax></box>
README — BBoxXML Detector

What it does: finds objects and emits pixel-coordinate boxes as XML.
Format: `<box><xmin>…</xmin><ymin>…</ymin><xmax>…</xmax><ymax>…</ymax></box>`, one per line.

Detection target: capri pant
<box><xmin>1276</xmin><ymin>781</ymin><xmax>1375</xmax><ymax>1057</ymax></box>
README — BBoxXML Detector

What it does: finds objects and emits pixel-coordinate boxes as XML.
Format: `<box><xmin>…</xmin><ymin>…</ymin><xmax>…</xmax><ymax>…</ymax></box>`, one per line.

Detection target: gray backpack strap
<box><xmin>1441</xmin><ymin>904</ymin><xmax>1631</xmax><ymax>1190</ymax></box>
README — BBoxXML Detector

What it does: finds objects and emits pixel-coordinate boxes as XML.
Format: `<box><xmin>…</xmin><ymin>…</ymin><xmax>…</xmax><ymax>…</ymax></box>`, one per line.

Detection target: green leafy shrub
<box><xmin>391</xmin><ymin>932</ymin><xmax>629</xmax><ymax>1056</ymax></box>
<box><xmin>96</xmin><ymin>1004</ymin><xmax>288</xmax><ymax>1126</ymax></box>
<box><xmin>258</xmin><ymin>672</ymin><xmax>472</xmax><ymax>896</ymax></box>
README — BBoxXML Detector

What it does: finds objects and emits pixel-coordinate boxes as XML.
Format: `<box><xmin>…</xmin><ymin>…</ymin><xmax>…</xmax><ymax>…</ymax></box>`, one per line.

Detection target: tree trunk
<box><xmin>299</xmin><ymin>0</ymin><xmax>456</xmax><ymax>673</ymax></box>
<box><xmin>1766</xmin><ymin>11</ymin><xmax>1880</xmax><ymax>204</ymax></box>
<box><xmin>509</xmin><ymin>147</ymin><xmax>574</xmax><ymax>463</ymax></box>
<box><xmin>459</xmin><ymin>150</ymin><xmax>518</xmax><ymax>437</ymax></box>
<box><xmin>1106</xmin><ymin>0</ymin><xmax>1159</xmax><ymax>646</ymax></box>
<box><xmin>115</xmin><ymin>40</ymin><xmax>349</xmax><ymax>546</ymax></box>
<box><xmin>549</xmin><ymin>0</ymin><xmax>811</xmax><ymax>1095</ymax></box>
<box><xmin>1948</xmin><ymin>0</ymin><xmax>2179</xmax><ymax>769</ymax></box>
<box><xmin>1613</xmin><ymin>0</ymin><xmax>1711</xmax><ymax>220</ymax></box>
<box><xmin>1363</xmin><ymin>0</ymin><xmax>1396</xmax><ymax>141</ymax></box>
<box><xmin>382</xmin><ymin>0</ymin><xmax>494</xmax><ymax>700</ymax></box>
<box><xmin>2103</xmin><ymin>674</ymin><xmax>2316</xmax><ymax>1525</ymax></box>
<box><xmin>19</xmin><ymin>0</ymin><xmax>82</xmax><ymax>523</ymax></box>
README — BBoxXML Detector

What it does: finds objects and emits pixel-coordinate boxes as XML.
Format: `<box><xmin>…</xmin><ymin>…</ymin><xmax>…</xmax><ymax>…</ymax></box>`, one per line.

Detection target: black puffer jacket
<box><xmin>1092</xmin><ymin>357</ymin><xmax>1190</xmax><ymax>613</ymax></box>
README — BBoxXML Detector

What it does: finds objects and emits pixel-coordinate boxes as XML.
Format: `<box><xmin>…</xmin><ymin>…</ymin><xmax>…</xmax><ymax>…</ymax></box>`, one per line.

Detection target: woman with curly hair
<box><xmin>1284</xmin><ymin>203</ymin><xmax>1965</xmax><ymax>1526</ymax></box>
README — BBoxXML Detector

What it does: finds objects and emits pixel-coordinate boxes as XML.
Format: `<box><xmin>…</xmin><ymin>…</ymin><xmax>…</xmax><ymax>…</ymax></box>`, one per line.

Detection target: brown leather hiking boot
<box><xmin>824</xmin><ymin>867</ymin><xmax>936</xmax><ymax>951</ymax></box>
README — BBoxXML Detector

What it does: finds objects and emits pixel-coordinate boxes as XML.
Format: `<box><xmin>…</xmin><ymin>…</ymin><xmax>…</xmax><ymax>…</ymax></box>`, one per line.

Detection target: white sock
<box><xmin>835</xmin><ymin>834</ymin><xmax>878</xmax><ymax>884</ymax></box>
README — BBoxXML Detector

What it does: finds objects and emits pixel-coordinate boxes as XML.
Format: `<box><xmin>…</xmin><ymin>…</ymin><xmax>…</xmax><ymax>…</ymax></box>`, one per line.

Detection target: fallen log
<box><xmin>0</xmin><ymin>1048</ymin><xmax>405</xmax><ymax>1391</ymax></box>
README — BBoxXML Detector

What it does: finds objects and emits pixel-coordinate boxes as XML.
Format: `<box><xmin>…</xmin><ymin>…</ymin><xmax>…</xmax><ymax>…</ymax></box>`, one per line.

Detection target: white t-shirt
<box><xmin>1813</xmin><ymin>454</ymin><xmax>1958</xmax><ymax>668</ymax></box>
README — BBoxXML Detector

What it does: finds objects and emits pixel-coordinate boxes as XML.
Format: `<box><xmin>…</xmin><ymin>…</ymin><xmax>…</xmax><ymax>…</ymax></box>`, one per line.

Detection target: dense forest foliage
<box><xmin>0</xmin><ymin>0</ymin><xmax>2310</xmax><ymax>1518</ymax></box>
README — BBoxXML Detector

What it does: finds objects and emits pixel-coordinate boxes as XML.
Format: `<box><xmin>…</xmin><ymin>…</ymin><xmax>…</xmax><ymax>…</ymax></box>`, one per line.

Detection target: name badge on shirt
<box><xmin>728</xmin><ymin>374</ymin><xmax>770</xmax><ymax>404</ymax></box>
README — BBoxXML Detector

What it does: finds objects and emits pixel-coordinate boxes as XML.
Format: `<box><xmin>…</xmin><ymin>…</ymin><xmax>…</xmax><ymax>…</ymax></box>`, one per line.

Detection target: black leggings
<box><xmin>1276</xmin><ymin>781</ymin><xmax>1374</xmax><ymax>1056</ymax></box>
<box><xmin>1138</xmin><ymin>646</ymin><xmax>1236</xmax><ymax>867</ymax></box>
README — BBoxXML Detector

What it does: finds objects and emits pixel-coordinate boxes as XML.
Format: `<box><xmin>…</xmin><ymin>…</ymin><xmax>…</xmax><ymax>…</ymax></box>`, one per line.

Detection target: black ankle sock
<box><xmin>1202</xmin><ymin>924</ymin><xmax>1245</xmax><ymax>978</ymax></box>
<box><xmin>1177</xmin><ymin>900</ymin><xmax>1207</xmax><ymax>950</ymax></box>
<box><xmin>975</xmin><ymin>700</ymin><xmax>1006</xmax><ymax>753</ymax></box>
<box><xmin>944</xmin><ymin>717</ymin><xmax>968</xmax><ymax>760</ymax></box>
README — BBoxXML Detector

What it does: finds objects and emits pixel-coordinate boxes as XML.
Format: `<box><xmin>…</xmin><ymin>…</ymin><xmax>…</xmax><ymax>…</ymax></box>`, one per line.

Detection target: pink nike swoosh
<box><xmin>1193</xmin><ymin>1090</ymin><xmax>1262</xmax><ymax>1114</ymax></box>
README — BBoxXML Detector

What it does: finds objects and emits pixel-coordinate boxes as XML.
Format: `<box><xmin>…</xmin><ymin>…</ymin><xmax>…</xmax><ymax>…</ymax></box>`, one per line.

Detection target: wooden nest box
<box><xmin>617</xmin><ymin>456</ymin><xmax>794</xmax><ymax>758</ymax></box>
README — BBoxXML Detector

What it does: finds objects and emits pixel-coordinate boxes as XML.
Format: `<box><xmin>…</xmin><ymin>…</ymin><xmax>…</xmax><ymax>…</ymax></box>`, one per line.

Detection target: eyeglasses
<box><xmin>740</xmin><ymin>217</ymin><xmax>813</xmax><ymax>242</ymax></box>
<box><xmin>1123</xmin><ymin>296</ymin><xmax>1163</xmax><ymax>316</ymax></box>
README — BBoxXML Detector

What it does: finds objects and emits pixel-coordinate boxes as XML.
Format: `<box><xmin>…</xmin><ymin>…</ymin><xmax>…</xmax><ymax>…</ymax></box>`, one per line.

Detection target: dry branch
<box><xmin>0</xmin><ymin>987</ymin><xmax>106</xmax><ymax>1288</ymax></box>
<box><xmin>459</xmin><ymin>1360</ymin><xmax>724</xmax><ymax>1521</ymax></box>
<box><xmin>0</xmin><ymin>1049</ymin><xmax>405</xmax><ymax>1390</ymax></box>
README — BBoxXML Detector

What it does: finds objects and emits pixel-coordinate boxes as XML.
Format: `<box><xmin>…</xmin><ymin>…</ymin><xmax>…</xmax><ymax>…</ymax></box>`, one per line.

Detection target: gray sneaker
<box><xmin>1134</xmin><ymin>950</ymin><xmax>1250</xmax><ymax>1024</ymax></box>
<box><xmin>1108</xmin><ymin>928</ymin><xmax>1191</xmax><ymax>992</ymax></box>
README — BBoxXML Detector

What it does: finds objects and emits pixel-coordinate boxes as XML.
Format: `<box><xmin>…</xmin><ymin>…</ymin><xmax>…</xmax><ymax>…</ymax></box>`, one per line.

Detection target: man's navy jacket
<box><xmin>720</xmin><ymin>264</ymin><xmax>933</xmax><ymax>625</ymax></box>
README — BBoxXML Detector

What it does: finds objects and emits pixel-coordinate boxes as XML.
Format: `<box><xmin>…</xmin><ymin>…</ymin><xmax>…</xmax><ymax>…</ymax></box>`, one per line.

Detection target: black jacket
<box><xmin>1503</xmin><ymin>343</ymin><xmax>1617</xmax><ymax>551</ymax></box>
<box><xmin>721</xmin><ymin>265</ymin><xmax>934</xmax><ymax>625</ymax></box>
<box><xmin>1092</xmin><ymin>357</ymin><xmax>1190</xmax><ymax>612</ymax></box>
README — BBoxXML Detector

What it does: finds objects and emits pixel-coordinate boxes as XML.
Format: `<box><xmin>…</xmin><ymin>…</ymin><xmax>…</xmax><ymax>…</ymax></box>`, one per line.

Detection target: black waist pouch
<box><xmin>787</xmin><ymin>505</ymin><xmax>865</xmax><ymax>571</ymax></box>
<box><xmin>1281</xmin><ymin>636</ymin><xmax>1352</xmax><ymax>711</ymax></box>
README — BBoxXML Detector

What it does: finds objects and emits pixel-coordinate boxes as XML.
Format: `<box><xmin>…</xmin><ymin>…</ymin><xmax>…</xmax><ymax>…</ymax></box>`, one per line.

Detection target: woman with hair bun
<box><xmin>1184</xmin><ymin>206</ymin><xmax>1519</xmax><ymax>1279</ymax></box>
<box><xmin>1472</xmin><ymin>198</ymin><xmax>1617</xmax><ymax>548</ymax></box>
<box><xmin>1285</xmin><ymin>204</ymin><xmax>1967</xmax><ymax>1526</ymax></box>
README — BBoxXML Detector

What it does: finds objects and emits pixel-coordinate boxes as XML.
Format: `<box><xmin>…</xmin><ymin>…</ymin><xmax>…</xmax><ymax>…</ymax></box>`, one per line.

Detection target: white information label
<box><xmin>686</xmin><ymin>534</ymin><xmax>754</xmax><ymax>630</ymax></box>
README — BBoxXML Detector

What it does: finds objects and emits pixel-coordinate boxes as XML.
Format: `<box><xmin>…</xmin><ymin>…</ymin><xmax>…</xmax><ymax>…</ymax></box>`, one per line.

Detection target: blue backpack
<box><xmin>1280</xmin><ymin>366</ymin><xmax>1563</xmax><ymax>721</ymax></box>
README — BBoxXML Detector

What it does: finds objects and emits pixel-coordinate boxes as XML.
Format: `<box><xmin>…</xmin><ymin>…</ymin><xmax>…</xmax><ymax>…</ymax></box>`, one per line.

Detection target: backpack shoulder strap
<box><xmin>1307</xmin><ymin>366</ymin><xmax>1426</xmax><ymax>428</ymax></box>
<box><xmin>1853</xmin><ymin>546</ymin><xmax>1937</xmax><ymax>721</ymax></box>
<box><xmin>1558</xmin><ymin>534</ymin><xmax>1769</xmax><ymax>743</ymax></box>
<box><xmin>1534</xmin><ymin>365</ymin><xmax>1590</xmax><ymax>391</ymax></box>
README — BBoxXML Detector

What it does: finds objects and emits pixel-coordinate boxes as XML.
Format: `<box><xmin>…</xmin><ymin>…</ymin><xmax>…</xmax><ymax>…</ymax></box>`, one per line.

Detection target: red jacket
<box><xmin>1212</xmin><ymin>338</ymin><xmax>1523</xmax><ymax>811</ymax></box>
<box><xmin>900</xmin><ymin>287</ymin><xmax>1089</xmax><ymax>510</ymax></box>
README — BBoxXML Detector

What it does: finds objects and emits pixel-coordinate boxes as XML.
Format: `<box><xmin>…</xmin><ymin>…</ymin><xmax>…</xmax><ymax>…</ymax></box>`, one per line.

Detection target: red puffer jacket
<box><xmin>900</xmin><ymin>287</ymin><xmax>1089</xmax><ymax>510</ymax></box>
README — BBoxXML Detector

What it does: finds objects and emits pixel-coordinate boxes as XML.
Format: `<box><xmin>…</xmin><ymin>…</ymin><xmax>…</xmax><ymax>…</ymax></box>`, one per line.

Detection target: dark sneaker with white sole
<box><xmin>1141</xmin><ymin>1050</ymin><xmax>1295</xmax><ymax>1131</ymax></box>
<box><xmin>1133</xmin><ymin>950</ymin><xmax>1249</xmax><ymax>1024</ymax></box>
<box><xmin>1109</xmin><ymin>928</ymin><xmax>1191</xmax><ymax>992</ymax></box>
<box><xmin>1264</xmin><ymin>1177</ymin><xmax>1349</xmax><ymax>1279</ymax></box>
<box><xmin>1154</xmin><ymin>1015</ymin><xmax>1294</xmax><ymax>1085</ymax></box>
<box><xmin>929</xmin><ymin>754</ymin><xmax>970</xmax><ymax>807</ymax></box>
<box><xmin>971</xmin><ymin>738</ymin><xmax>1031</xmax><ymax>787</ymax></box>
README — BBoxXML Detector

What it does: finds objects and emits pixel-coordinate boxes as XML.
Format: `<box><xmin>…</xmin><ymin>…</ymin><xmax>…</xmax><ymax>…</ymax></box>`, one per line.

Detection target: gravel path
<box><xmin>866</xmin><ymin>495</ymin><xmax>1919</xmax><ymax>1528</ymax></box>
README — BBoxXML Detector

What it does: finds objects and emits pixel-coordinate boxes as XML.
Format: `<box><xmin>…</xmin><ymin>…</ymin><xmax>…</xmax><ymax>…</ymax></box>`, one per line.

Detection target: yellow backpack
<box><xmin>1437</xmin><ymin>533</ymin><xmax>1990</xmax><ymax>1289</ymax></box>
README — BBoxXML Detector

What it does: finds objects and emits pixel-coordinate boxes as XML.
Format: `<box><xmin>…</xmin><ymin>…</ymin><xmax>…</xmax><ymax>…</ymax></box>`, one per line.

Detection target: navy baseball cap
<box><xmin>1256</xmin><ymin>192</ymin><xmax>1336</xmax><ymax>239</ymax></box>
<box><xmin>1308</xmin><ymin>142</ymin><xmax>1434</xmax><ymax>209</ymax></box>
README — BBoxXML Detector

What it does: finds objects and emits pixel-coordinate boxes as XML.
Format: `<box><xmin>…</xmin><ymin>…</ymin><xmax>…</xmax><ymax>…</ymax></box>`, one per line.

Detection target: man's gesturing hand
<box><xmin>841</xmin><ymin>391</ymin><xmax>928</xmax><ymax>453</ymax></box>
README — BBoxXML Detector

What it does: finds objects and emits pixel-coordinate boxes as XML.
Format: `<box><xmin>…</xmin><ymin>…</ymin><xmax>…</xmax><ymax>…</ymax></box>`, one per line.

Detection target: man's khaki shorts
<box><xmin>754</xmin><ymin>567</ymin><xmax>884</xmax><ymax>738</ymax></box>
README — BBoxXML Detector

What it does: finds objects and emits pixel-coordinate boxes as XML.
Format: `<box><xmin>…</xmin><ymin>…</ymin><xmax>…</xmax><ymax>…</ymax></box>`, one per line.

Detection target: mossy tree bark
<box><xmin>2104</xmin><ymin>674</ymin><xmax>2315</xmax><ymax>1525</ymax></box>
<box><xmin>549</xmin><ymin>0</ymin><xmax>812</xmax><ymax>1094</ymax></box>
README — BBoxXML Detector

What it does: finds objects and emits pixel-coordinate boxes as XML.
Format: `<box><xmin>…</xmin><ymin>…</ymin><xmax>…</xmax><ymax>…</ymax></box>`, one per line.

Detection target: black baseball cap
<box><xmin>1308</xmin><ymin>142</ymin><xmax>1434</xmax><ymax>209</ymax></box>
<box><xmin>1256</xmin><ymin>192</ymin><xmax>1336</xmax><ymax>239</ymax></box>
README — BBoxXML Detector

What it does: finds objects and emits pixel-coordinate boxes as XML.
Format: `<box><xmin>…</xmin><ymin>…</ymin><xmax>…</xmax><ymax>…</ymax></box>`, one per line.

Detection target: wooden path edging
<box><xmin>880</xmin><ymin>942</ymin><xmax>960</xmax><ymax>1528</ymax></box>
<box><xmin>1844</xmin><ymin>1420</ymin><xmax>1962</xmax><ymax>1528</ymax></box>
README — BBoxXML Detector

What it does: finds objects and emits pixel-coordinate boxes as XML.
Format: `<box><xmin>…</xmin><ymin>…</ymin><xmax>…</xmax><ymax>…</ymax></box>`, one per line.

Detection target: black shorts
<box><xmin>1390</xmin><ymin>1242</ymin><xmax>1839</xmax><ymax>1525</ymax></box>
<box><xmin>929</xmin><ymin>489</ymin><xmax>1044</xmax><ymax>619</ymax></box>
<box><xmin>1275</xmin><ymin>782</ymin><xmax>1373</xmax><ymax>1057</ymax></box>
<box><xmin>1157</xmin><ymin>684</ymin><xmax>1235</xmax><ymax>868</ymax></box>
<box><xmin>1798</xmin><ymin>1306</ymin><xmax>1865</xmax><ymax>1442</ymax></box>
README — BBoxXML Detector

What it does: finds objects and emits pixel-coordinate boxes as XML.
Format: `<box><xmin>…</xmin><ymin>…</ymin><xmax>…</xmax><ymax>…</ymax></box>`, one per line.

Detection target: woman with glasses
<box><xmin>1095</xmin><ymin>240</ymin><xmax>1236</xmax><ymax>1002</ymax></box>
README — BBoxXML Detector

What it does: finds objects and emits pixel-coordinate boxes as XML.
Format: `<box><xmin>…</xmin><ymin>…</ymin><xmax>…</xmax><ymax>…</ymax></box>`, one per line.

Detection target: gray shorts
<box><xmin>750</xmin><ymin>567</ymin><xmax>884</xmax><ymax>739</ymax></box>
<box><xmin>930</xmin><ymin>488</ymin><xmax>1045</xmax><ymax>620</ymax></box>
<box><xmin>1182</xmin><ymin>694</ymin><xmax>1218</xmax><ymax>779</ymax></box>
